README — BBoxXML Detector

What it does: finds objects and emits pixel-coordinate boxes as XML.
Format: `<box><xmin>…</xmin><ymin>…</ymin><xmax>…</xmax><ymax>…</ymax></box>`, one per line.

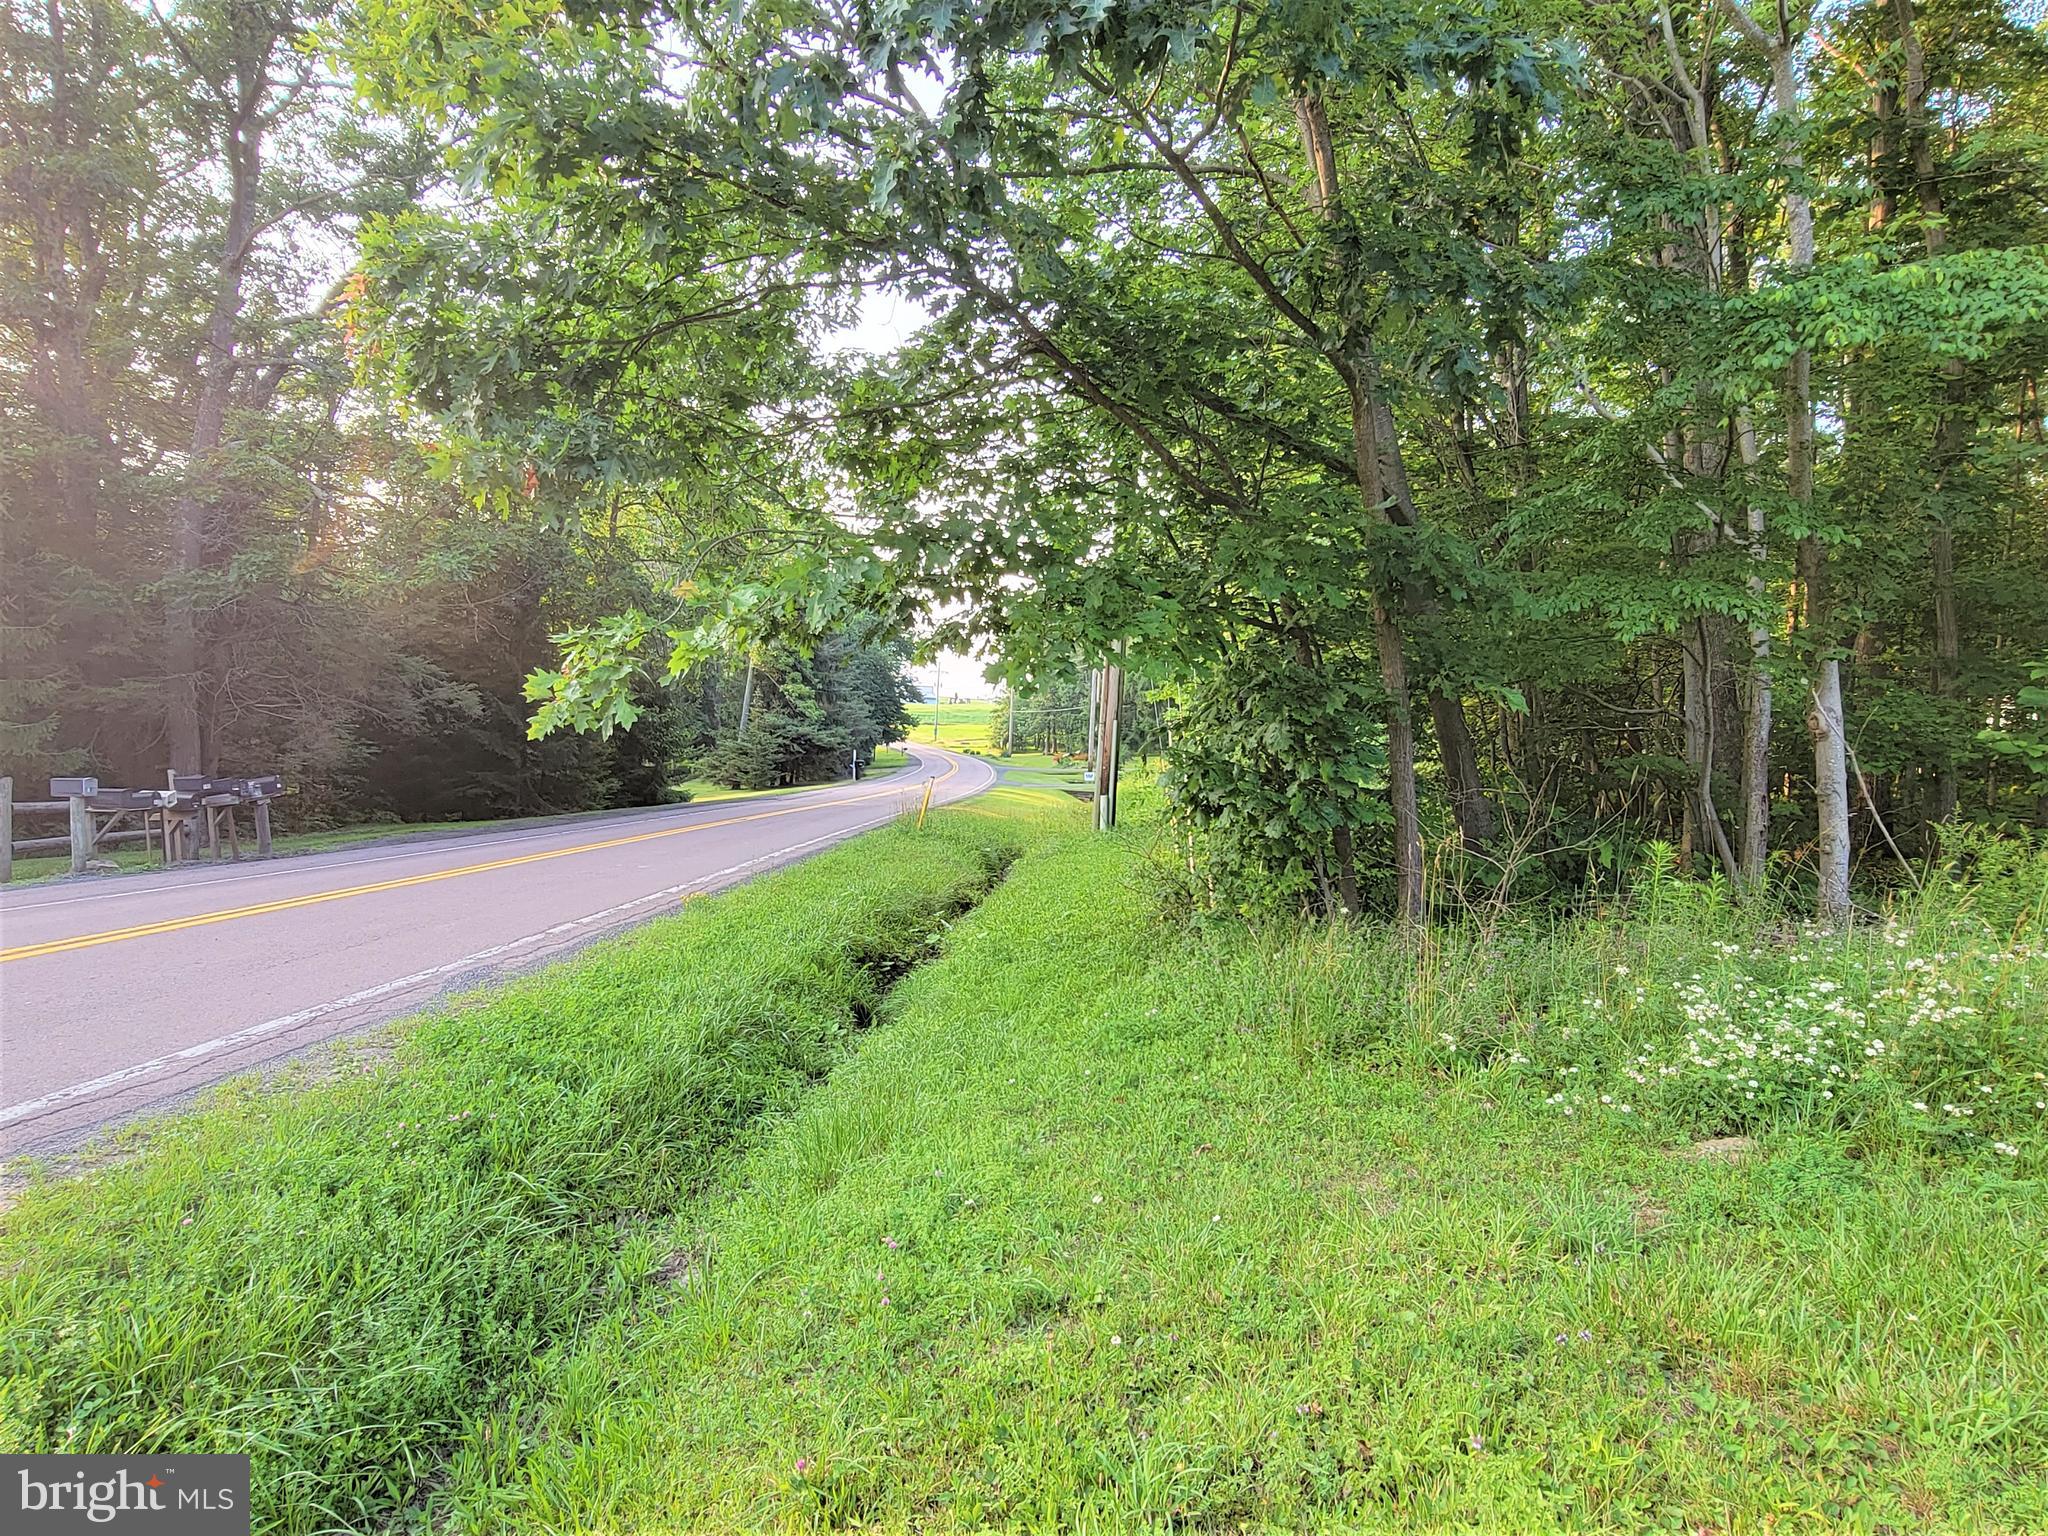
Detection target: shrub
<box><xmin>1212</xmin><ymin>848</ymin><xmax>2047</xmax><ymax>1167</ymax></box>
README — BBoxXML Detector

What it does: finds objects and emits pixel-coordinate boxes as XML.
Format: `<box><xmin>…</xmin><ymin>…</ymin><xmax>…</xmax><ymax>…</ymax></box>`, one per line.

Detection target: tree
<box><xmin>346</xmin><ymin>0</ymin><xmax>2048</xmax><ymax>917</ymax></box>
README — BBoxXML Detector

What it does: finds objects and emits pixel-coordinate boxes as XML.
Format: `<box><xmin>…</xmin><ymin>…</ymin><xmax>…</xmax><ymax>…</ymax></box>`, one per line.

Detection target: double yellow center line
<box><xmin>0</xmin><ymin>756</ymin><xmax>957</xmax><ymax>965</ymax></box>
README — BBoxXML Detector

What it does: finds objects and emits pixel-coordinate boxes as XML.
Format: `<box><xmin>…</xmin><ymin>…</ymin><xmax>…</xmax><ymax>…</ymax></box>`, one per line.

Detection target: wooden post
<box><xmin>224</xmin><ymin>805</ymin><xmax>241</xmax><ymax>860</ymax></box>
<box><xmin>1</xmin><ymin>776</ymin><xmax>12</xmax><ymax>883</ymax></box>
<box><xmin>68</xmin><ymin>793</ymin><xmax>91</xmax><ymax>874</ymax></box>
<box><xmin>254</xmin><ymin>799</ymin><xmax>272</xmax><ymax>856</ymax></box>
<box><xmin>1095</xmin><ymin>663</ymin><xmax>1123</xmax><ymax>832</ymax></box>
<box><xmin>165</xmin><ymin>771</ymin><xmax>182</xmax><ymax>864</ymax></box>
<box><xmin>1084</xmin><ymin>668</ymin><xmax>1099</xmax><ymax>781</ymax></box>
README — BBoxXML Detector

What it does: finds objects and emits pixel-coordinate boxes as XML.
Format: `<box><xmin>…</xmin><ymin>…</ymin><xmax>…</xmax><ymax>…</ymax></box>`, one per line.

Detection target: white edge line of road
<box><xmin>0</xmin><ymin>745</ymin><xmax>957</xmax><ymax>915</ymax></box>
<box><xmin>0</xmin><ymin>806</ymin><xmax>914</xmax><ymax>1130</ymax></box>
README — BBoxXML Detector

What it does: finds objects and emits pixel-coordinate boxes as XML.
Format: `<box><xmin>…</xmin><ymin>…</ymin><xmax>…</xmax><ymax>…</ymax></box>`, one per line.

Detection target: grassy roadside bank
<box><xmin>426</xmin><ymin>822</ymin><xmax>2046</xmax><ymax>1534</ymax></box>
<box><xmin>5</xmin><ymin>794</ymin><xmax>2042</xmax><ymax>1532</ymax></box>
<box><xmin>0</xmin><ymin>792</ymin><xmax>1072</xmax><ymax>1532</ymax></box>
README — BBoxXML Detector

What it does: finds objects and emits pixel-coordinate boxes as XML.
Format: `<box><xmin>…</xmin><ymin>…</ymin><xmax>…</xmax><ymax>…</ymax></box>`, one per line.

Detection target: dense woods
<box><xmin>0</xmin><ymin>0</ymin><xmax>912</xmax><ymax>819</ymax></box>
<box><xmin>5</xmin><ymin>0</ymin><xmax>2045</xmax><ymax>904</ymax></box>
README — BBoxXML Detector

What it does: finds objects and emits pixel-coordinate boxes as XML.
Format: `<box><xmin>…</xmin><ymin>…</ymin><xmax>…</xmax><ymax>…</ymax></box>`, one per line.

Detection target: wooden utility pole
<box><xmin>1005</xmin><ymin>690</ymin><xmax>1016</xmax><ymax>756</ymax></box>
<box><xmin>1094</xmin><ymin>663</ymin><xmax>1123</xmax><ymax>831</ymax></box>
<box><xmin>1084</xmin><ymin>668</ymin><xmax>1099</xmax><ymax>781</ymax></box>
<box><xmin>0</xmin><ymin>776</ymin><xmax>12</xmax><ymax>883</ymax></box>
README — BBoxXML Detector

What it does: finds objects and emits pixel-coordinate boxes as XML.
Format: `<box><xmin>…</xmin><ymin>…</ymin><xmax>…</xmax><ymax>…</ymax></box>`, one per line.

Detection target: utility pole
<box><xmin>736</xmin><ymin>651</ymin><xmax>755</xmax><ymax>735</ymax></box>
<box><xmin>1094</xmin><ymin>662</ymin><xmax>1123</xmax><ymax>831</ymax></box>
<box><xmin>1005</xmin><ymin>689</ymin><xmax>1016</xmax><ymax>756</ymax></box>
<box><xmin>1084</xmin><ymin>668</ymin><xmax>1099</xmax><ymax>783</ymax></box>
<box><xmin>932</xmin><ymin>658</ymin><xmax>941</xmax><ymax>741</ymax></box>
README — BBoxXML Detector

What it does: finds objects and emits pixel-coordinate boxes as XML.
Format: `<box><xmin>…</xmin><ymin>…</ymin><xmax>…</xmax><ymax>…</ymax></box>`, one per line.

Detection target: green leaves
<box><xmin>339</xmin><ymin>0</ymin><xmax>2048</xmax><ymax>905</ymax></box>
<box><xmin>525</xmin><ymin>610</ymin><xmax>663</xmax><ymax>738</ymax></box>
<box><xmin>1727</xmin><ymin>250</ymin><xmax>2048</xmax><ymax>378</ymax></box>
<box><xmin>1163</xmin><ymin>634</ymin><xmax>1391</xmax><ymax>915</ymax></box>
<box><xmin>1979</xmin><ymin>662</ymin><xmax>2048</xmax><ymax>797</ymax></box>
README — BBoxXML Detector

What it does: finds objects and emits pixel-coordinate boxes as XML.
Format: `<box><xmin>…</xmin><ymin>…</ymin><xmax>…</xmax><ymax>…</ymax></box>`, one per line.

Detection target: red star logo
<box><xmin>147</xmin><ymin>1476</ymin><xmax>163</xmax><ymax>1488</ymax></box>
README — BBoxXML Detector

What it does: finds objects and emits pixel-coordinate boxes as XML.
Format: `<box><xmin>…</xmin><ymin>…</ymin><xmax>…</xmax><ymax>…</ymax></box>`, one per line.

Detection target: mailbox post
<box><xmin>0</xmin><ymin>773</ymin><xmax>283</xmax><ymax>878</ymax></box>
<box><xmin>51</xmin><ymin>776</ymin><xmax>100</xmax><ymax>874</ymax></box>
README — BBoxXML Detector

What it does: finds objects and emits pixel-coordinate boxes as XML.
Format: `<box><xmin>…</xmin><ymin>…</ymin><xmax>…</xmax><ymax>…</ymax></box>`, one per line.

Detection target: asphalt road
<box><xmin>0</xmin><ymin>744</ymin><xmax>994</xmax><ymax>1157</ymax></box>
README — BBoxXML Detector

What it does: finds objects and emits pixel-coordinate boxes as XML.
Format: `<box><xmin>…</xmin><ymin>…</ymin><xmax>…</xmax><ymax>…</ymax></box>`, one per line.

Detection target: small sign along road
<box><xmin>0</xmin><ymin>744</ymin><xmax>994</xmax><ymax>1157</ymax></box>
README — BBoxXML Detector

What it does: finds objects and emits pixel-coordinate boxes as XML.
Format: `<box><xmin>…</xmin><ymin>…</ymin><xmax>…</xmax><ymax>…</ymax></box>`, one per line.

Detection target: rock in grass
<box><xmin>1683</xmin><ymin>1134</ymin><xmax>1757</xmax><ymax>1162</ymax></box>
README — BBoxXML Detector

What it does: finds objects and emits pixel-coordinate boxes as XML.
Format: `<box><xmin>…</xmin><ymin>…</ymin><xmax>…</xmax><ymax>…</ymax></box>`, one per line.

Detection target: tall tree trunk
<box><xmin>1791</xmin><ymin>214</ymin><xmax>1851</xmax><ymax>917</ymax></box>
<box><xmin>1725</xmin><ymin>1</ymin><xmax>1851</xmax><ymax>920</ymax></box>
<box><xmin>1928</xmin><ymin>524</ymin><xmax>1960</xmax><ymax>822</ymax></box>
<box><xmin>165</xmin><ymin>70</ymin><xmax>263</xmax><ymax>774</ymax></box>
<box><xmin>1429</xmin><ymin>695</ymin><xmax>1494</xmax><ymax>848</ymax></box>
<box><xmin>1892</xmin><ymin>0</ymin><xmax>1965</xmax><ymax>832</ymax></box>
<box><xmin>1331</xmin><ymin>824</ymin><xmax>1363</xmax><ymax>917</ymax></box>
<box><xmin>1680</xmin><ymin>613</ymin><xmax>1740</xmax><ymax>878</ymax></box>
<box><xmin>1657</xmin><ymin>2</ymin><xmax>1771</xmax><ymax>892</ymax></box>
<box><xmin>1367</xmin><ymin>357</ymin><xmax>1498</xmax><ymax>852</ymax></box>
<box><xmin>1733</xmin><ymin>412</ymin><xmax>1775</xmax><ymax>887</ymax></box>
<box><xmin>1296</xmin><ymin>93</ymin><xmax>1426</xmax><ymax>919</ymax></box>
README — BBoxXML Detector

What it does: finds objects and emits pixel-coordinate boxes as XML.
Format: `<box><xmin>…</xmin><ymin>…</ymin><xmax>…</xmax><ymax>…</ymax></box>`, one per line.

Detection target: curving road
<box><xmin>0</xmin><ymin>744</ymin><xmax>994</xmax><ymax>1157</ymax></box>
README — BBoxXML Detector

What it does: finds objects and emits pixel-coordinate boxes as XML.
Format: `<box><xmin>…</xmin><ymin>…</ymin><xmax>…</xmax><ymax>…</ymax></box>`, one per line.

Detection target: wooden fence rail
<box><xmin>2</xmin><ymin>773</ymin><xmax>283</xmax><ymax>883</ymax></box>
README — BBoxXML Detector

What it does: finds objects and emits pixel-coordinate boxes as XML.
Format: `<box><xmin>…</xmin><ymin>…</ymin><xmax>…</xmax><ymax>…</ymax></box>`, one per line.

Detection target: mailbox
<box><xmin>91</xmin><ymin>787</ymin><xmax>180</xmax><ymax>810</ymax></box>
<box><xmin>49</xmin><ymin>776</ymin><xmax>100</xmax><ymax>797</ymax></box>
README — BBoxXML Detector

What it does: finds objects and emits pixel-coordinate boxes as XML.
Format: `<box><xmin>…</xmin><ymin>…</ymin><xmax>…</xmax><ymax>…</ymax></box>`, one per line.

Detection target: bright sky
<box><xmin>824</xmin><ymin>288</ymin><xmax>931</xmax><ymax>357</ymax></box>
<box><xmin>825</xmin><ymin>289</ymin><xmax>1004</xmax><ymax>701</ymax></box>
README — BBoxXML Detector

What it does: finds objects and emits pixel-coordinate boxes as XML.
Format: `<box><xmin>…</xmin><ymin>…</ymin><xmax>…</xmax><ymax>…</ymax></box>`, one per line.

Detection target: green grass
<box><xmin>903</xmin><ymin>701</ymin><xmax>1095</xmax><ymax>785</ymax></box>
<box><xmin>906</xmin><ymin>700</ymin><xmax>1003</xmax><ymax>751</ymax></box>
<box><xmin>8</xmin><ymin>797</ymin><xmax>2044</xmax><ymax>1532</ymax></box>
<box><xmin>408</xmin><ymin>820</ymin><xmax>2046</xmax><ymax>1534</ymax></box>
<box><xmin>0</xmin><ymin>793</ymin><xmax>1072</xmax><ymax>1533</ymax></box>
<box><xmin>993</xmin><ymin>750</ymin><xmax>1090</xmax><ymax>790</ymax></box>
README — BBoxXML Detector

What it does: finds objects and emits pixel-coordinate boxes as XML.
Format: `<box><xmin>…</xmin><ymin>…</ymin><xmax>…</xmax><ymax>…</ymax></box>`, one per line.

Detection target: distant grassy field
<box><xmin>904</xmin><ymin>703</ymin><xmax>1096</xmax><ymax>791</ymax></box>
<box><xmin>905</xmin><ymin>699</ymin><xmax>1003</xmax><ymax>751</ymax></box>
